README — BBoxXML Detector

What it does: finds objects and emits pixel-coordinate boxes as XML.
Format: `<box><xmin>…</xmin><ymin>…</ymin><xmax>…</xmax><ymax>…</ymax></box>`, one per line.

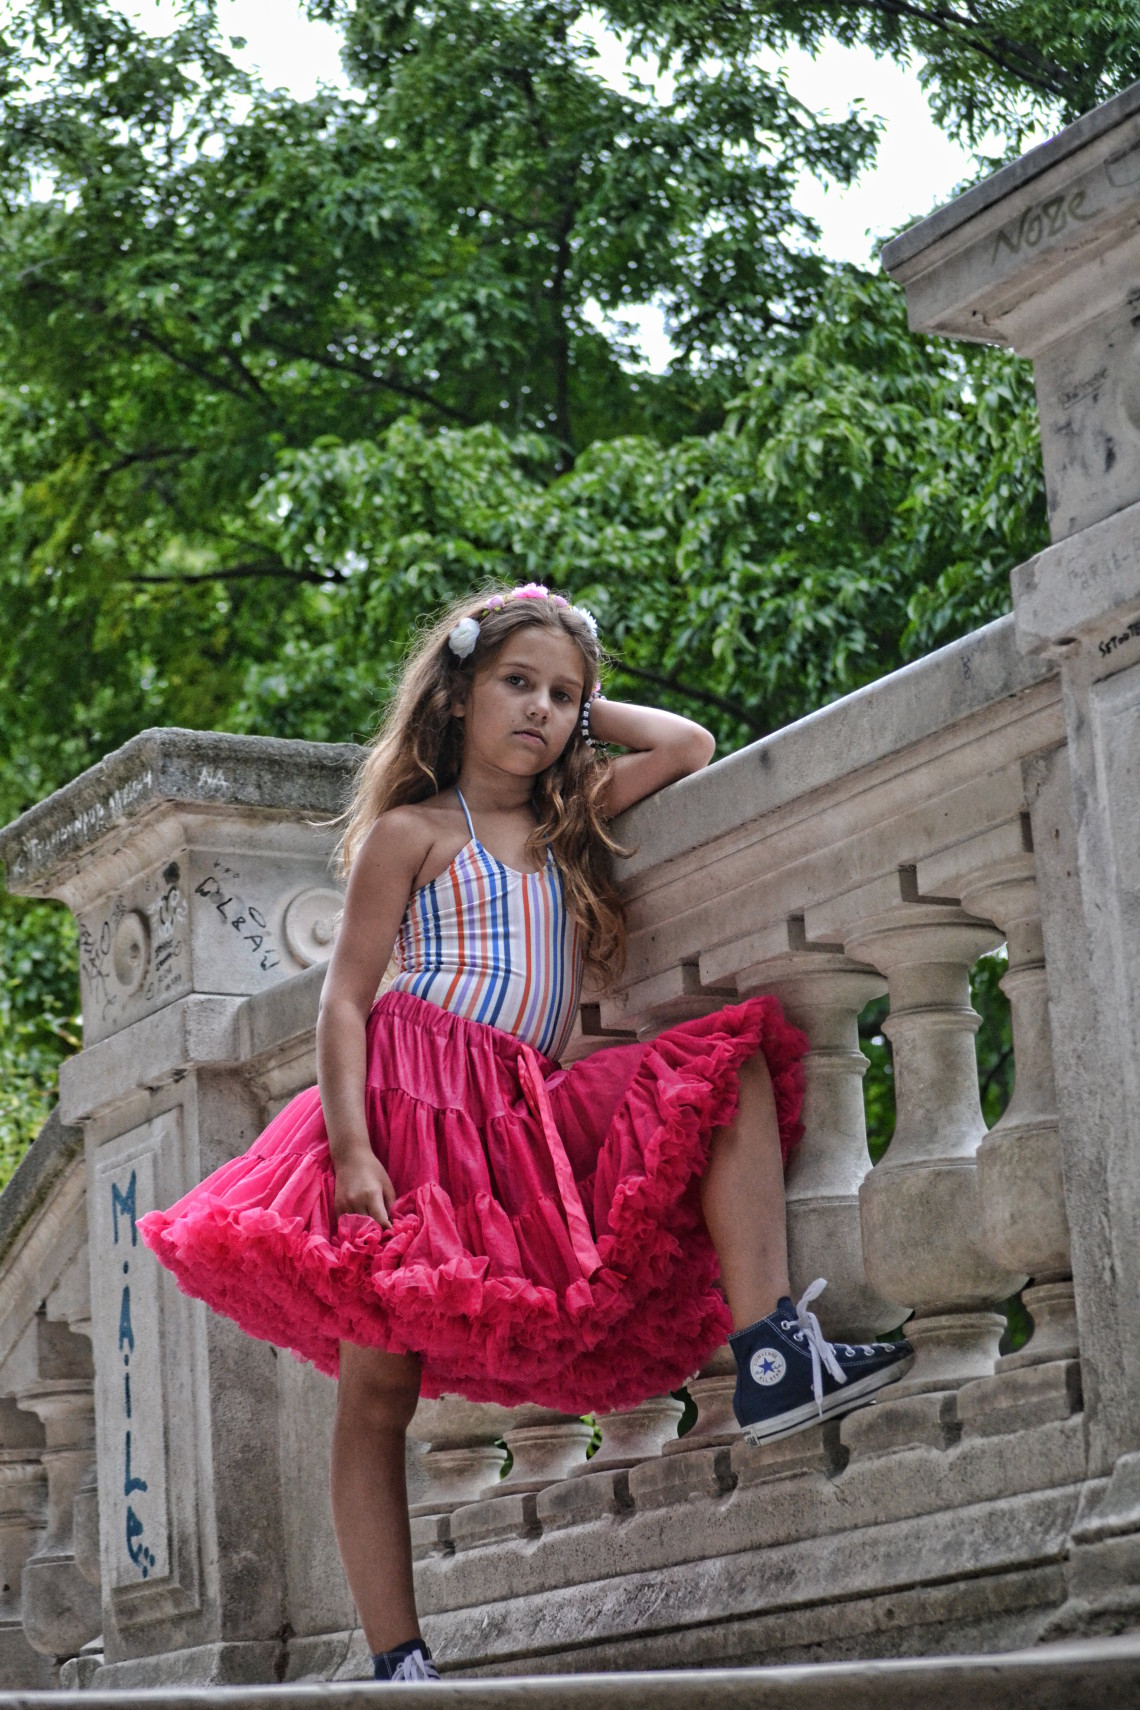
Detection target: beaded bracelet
<box><xmin>580</xmin><ymin>683</ymin><xmax>604</xmax><ymax>745</ymax></box>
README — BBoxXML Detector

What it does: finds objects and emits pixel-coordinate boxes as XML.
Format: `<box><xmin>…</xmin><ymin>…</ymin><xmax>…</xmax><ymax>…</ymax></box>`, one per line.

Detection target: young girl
<box><xmin>140</xmin><ymin>583</ymin><xmax>910</xmax><ymax>1684</ymax></box>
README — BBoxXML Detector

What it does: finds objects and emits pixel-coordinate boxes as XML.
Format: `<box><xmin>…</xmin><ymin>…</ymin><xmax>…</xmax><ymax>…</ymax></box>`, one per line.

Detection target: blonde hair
<box><xmin>339</xmin><ymin>585</ymin><xmax>630</xmax><ymax>988</ymax></box>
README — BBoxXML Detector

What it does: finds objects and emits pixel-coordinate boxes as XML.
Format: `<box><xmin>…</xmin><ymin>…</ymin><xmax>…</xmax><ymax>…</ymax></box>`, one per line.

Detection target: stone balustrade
<box><xmin>0</xmin><ymin>74</ymin><xmax>1139</xmax><ymax>1685</ymax></box>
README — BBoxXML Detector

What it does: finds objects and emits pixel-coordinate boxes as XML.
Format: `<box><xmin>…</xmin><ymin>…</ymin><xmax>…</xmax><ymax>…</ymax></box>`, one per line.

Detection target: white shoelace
<box><xmin>780</xmin><ymin>1278</ymin><xmax>848</xmax><ymax>1415</ymax></box>
<box><xmin>391</xmin><ymin>1650</ymin><xmax>440</xmax><ymax>1682</ymax></box>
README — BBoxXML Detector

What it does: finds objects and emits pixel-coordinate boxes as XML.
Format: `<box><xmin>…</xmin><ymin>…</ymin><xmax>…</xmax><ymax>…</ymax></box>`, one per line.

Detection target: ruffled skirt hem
<box><xmin>139</xmin><ymin>988</ymin><xmax>806</xmax><ymax>1414</ymax></box>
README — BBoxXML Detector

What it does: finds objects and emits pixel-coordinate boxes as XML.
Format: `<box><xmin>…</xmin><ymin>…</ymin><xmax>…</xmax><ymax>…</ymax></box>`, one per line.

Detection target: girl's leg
<box><xmin>331</xmin><ymin>1343</ymin><xmax>422</xmax><ymax>1656</ymax></box>
<box><xmin>700</xmin><ymin>1050</ymin><xmax>791</xmax><ymax>1329</ymax></box>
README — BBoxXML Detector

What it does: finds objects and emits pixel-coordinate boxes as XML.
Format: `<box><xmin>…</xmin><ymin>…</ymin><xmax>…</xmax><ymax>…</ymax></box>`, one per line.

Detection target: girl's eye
<box><xmin>504</xmin><ymin>674</ymin><xmax>571</xmax><ymax>702</ymax></box>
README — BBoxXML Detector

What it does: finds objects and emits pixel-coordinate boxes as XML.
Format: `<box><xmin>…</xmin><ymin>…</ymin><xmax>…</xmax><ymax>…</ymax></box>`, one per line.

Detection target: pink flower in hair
<box><xmin>512</xmin><ymin>582</ymin><xmax>549</xmax><ymax>600</ymax></box>
<box><xmin>484</xmin><ymin>593</ymin><xmax>506</xmax><ymax>609</ymax></box>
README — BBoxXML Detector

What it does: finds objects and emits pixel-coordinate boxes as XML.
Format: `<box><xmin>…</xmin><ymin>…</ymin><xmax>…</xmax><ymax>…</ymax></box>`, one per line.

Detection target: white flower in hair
<box><xmin>447</xmin><ymin>616</ymin><xmax>481</xmax><ymax>659</ymax></box>
<box><xmin>573</xmin><ymin>605</ymin><xmax>598</xmax><ymax>637</ymax></box>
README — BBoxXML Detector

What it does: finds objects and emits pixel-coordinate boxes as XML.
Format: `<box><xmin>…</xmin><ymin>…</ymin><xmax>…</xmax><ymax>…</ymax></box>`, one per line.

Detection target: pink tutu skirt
<box><xmin>139</xmin><ymin>988</ymin><xmax>806</xmax><ymax>1414</ymax></box>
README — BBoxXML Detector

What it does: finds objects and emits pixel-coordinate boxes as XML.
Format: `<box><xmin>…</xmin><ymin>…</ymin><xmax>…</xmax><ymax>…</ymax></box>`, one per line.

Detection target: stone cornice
<box><xmin>0</xmin><ymin>727</ymin><xmax>363</xmax><ymax>897</ymax></box>
<box><xmin>882</xmin><ymin>77</ymin><xmax>1140</xmax><ymax>276</ymax></box>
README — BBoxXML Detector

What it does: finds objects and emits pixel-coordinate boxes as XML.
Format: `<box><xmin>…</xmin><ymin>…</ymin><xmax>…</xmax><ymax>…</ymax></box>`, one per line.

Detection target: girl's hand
<box><xmin>332</xmin><ymin>1150</ymin><xmax>397</xmax><ymax>1228</ymax></box>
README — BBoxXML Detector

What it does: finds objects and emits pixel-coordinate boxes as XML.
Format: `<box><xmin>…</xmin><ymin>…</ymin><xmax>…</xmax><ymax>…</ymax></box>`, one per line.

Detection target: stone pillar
<box><xmin>830</xmin><ymin>895</ymin><xmax>1023</xmax><ymax>1391</ymax></box>
<box><xmin>406</xmin><ymin>1399</ymin><xmax>510</xmax><ymax>1516</ymax></box>
<box><xmin>0</xmin><ymin>1401</ymin><xmax>53</xmax><ymax>1688</ymax></box>
<box><xmin>0</xmin><ymin>730</ymin><xmax>360</xmax><ymax>1687</ymax></box>
<box><xmin>921</xmin><ymin>827</ymin><xmax>1077</xmax><ymax>1368</ymax></box>
<box><xmin>17</xmin><ymin>1318</ymin><xmax>100</xmax><ymax>1662</ymax></box>
<box><xmin>882</xmin><ymin>80</ymin><xmax>1140</xmax><ymax>1616</ymax></box>
<box><xmin>721</xmin><ymin>922</ymin><xmax>908</xmax><ymax>1341</ymax></box>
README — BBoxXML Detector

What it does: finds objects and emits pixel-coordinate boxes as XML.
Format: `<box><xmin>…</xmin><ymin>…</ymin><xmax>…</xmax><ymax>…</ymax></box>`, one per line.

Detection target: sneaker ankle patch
<box><xmin>749</xmin><ymin>1348</ymin><xmax>787</xmax><ymax>1385</ymax></box>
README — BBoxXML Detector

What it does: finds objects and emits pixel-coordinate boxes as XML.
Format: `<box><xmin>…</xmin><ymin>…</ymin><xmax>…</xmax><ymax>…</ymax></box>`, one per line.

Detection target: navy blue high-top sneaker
<box><xmin>730</xmin><ymin>1279</ymin><xmax>913</xmax><ymax>1446</ymax></box>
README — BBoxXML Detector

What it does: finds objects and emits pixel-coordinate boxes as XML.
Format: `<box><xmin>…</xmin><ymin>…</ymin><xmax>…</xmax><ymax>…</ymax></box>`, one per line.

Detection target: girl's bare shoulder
<box><xmin>354</xmin><ymin>796</ymin><xmax>461</xmax><ymax>878</ymax></box>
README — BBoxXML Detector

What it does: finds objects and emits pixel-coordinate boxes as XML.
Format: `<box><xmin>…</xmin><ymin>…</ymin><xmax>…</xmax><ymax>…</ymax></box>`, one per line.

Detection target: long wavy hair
<box><xmin>338</xmin><ymin>585</ymin><xmax>631</xmax><ymax>988</ymax></box>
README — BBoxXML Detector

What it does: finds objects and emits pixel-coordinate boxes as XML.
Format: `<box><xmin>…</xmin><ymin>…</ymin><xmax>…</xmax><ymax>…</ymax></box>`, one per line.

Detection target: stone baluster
<box><xmin>661</xmin><ymin>1346</ymin><xmax>737</xmax><ymax>1454</ymax></box>
<box><xmin>920</xmin><ymin>829</ymin><xmax>1077</xmax><ymax>1370</ymax></box>
<box><xmin>662</xmin><ymin>924</ymin><xmax>910</xmax><ymax>1451</ymax></box>
<box><xmin>17</xmin><ymin>1317</ymin><xmax>101</xmax><ymax>1661</ymax></box>
<box><xmin>720</xmin><ymin>923</ymin><xmax>910</xmax><ymax>1341</ymax></box>
<box><xmin>406</xmin><ymin>1399</ymin><xmax>509</xmax><ymax>1517</ymax></box>
<box><xmin>584</xmin><ymin>1397</ymin><xmax>684</xmax><ymax>1473</ymax></box>
<box><xmin>497</xmin><ymin>1413</ymin><xmax>595</xmax><ymax>1493</ymax></box>
<box><xmin>832</xmin><ymin>894</ymin><xmax>1026</xmax><ymax>1392</ymax></box>
<box><xmin>46</xmin><ymin>1250</ymin><xmax>101</xmax><ymax>1595</ymax></box>
<box><xmin>0</xmin><ymin>1400</ymin><xmax>53</xmax><ymax>1688</ymax></box>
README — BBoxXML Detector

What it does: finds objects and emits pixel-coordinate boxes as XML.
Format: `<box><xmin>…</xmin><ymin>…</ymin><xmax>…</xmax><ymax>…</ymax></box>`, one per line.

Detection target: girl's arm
<box><xmin>591</xmin><ymin>697</ymin><xmax>716</xmax><ymax>819</ymax></box>
<box><xmin>316</xmin><ymin>808</ymin><xmax>430</xmax><ymax>1227</ymax></box>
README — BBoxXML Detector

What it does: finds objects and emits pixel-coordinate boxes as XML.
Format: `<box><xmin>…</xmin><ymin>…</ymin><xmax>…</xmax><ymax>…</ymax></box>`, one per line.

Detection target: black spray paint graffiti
<box><xmin>145</xmin><ymin>862</ymin><xmax>188</xmax><ymax>998</ymax></box>
<box><xmin>1099</xmin><ymin>618</ymin><xmax>1140</xmax><ymax>658</ymax></box>
<box><xmin>78</xmin><ymin>919</ymin><xmax>115</xmax><ymax>1019</ymax></box>
<box><xmin>194</xmin><ymin>874</ymin><xmax>281</xmax><ymax>971</ymax></box>
<box><xmin>112</xmin><ymin>1171</ymin><xmax>157</xmax><ymax>1579</ymax></box>
<box><xmin>990</xmin><ymin>188</ymin><xmax>1096</xmax><ymax>265</ymax></box>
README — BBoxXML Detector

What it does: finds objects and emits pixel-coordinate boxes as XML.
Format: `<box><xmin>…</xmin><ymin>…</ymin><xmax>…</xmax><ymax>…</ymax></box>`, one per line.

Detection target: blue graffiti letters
<box><xmin>124</xmin><ymin>1430</ymin><xmax>148</xmax><ymax>1496</ymax></box>
<box><xmin>118</xmin><ymin>1284</ymin><xmax>135</xmax><ymax>1354</ymax></box>
<box><xmin>112</xmin><ymin>1171</ymin><xmax>138</xmax><ymax>1246</ymax></box>
<box><xmin>125</xmin><ymin>1506</ymin><xmax>156</xmax><ymax>1578</ymax></box>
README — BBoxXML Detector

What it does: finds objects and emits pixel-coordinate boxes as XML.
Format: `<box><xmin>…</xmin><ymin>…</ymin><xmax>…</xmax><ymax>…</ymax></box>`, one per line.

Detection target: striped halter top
<box><xmin>388</xmin><ymin>788</ymin><xmax>585</xmax><ymax>1061</ymax></box>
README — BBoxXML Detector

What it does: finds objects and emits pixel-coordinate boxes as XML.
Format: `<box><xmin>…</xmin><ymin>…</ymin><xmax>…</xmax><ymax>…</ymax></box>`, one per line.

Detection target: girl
<box><xmin>140</xmin><ymin>583</ymin><xmax>910</xmax><ymax>1684</ymax></box>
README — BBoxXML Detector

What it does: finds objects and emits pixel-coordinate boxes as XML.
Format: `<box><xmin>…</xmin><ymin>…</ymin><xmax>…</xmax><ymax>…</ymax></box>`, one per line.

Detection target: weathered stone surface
<box><xmin>0</xmin><ymin>1110</ymin><xmax>83</xmax><ymax>1277</ymax></box>
<box><xmin>956</xmin><ymin>1361</ymin><xmax>1083</xmax><ymax>1440</ymax></box>
<box><xmin>841</xmin><ymin>1391</ymin><xmax>960</xmax><ymax>1458</ymax></box>
<box><xmin>626</xmin><ymin>1447</ymin><xmax>733</xmax><ymax>1512</ymax></box>
<box><xmin>0</xmin><ymin>727</ymin><xmax>360</xmax><ymax>898</ymax></box>
<box><xmin>27</xmin><ymin>1634</ymin><xmax>1140</xmax><ymax>1699</ymax></box>
<box><xmin>90</xmin><ymin>1639</ymin><xmax>283</xmax><ymax>1689</ymax></box>
<box><xmin>411</xmin><ymin>1513</ymin><xmax>453</xmax><ymax>1563</ymax></box>
<box><xmin>536</xmin><ymin>1472</ymin><xmax>632</xmax><ymax>1533</ymax></box>
<box><xmin>610</xmin><ymin>616</ymin><xmax>1055</xmax><ymax>890</ymax></box>
<box><xmin>882</xmin><ymin>82</ymin><xmax>1140</xmax><ymax>538</ymax></box>
<box><xmin>448</xmin><ymin>1494</ymin><xmax>540</xmax><ymax>1552</ymax></box>
<box><xmin>731</xmin><ymin>1423</ymin><xmax>844</xmax><ymax>1486</ymax></box>
<box><xmin>428</xmin><ymin>1483</ymin><xmax>1081</xmax><ymax>1672</ymax></box>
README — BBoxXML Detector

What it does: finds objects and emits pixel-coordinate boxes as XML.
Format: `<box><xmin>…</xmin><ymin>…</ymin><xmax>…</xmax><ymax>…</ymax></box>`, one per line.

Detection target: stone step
<box><xmin>21</xmin><ymin>1635</ymin><xmax>1140</xmax><ymax>1709</ymax></box>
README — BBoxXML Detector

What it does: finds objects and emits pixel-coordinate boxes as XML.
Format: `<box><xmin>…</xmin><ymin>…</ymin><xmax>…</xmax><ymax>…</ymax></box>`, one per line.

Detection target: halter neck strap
<box><xmin>453</xmin><ymin>787</ymin><xmax>554</xmax><ymax>866</ymax></box>
<box><xmin>455</xmin><ymin>788</ymin><xmax>477</xmax><ymax>842</ymax></box>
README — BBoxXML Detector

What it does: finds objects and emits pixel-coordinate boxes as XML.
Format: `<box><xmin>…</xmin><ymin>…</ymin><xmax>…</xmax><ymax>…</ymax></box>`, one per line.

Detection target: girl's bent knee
<box><xmin>740</xmin><ymin>1049</ymin><xmax>774</xmax><ymax>1100</ymax></box>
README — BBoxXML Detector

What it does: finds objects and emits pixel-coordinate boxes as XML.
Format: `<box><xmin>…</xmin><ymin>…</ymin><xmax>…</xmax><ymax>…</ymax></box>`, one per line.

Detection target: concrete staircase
<box><xmin>18</xmin><ymin>1637</ymin><xmax>1140</xmax><ymax>1708</ymax></box>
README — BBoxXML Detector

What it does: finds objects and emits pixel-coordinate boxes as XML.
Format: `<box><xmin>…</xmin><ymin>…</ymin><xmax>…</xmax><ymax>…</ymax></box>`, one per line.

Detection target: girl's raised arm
<box><xmin>316</xmin><ymin>808</ymin><xmax>429</xmax><ymax>1226</ymax></box>
<box><xmin>592</xmin><ymin>697</ymin><xmax>717</xmax><ymax>819</ymax></box>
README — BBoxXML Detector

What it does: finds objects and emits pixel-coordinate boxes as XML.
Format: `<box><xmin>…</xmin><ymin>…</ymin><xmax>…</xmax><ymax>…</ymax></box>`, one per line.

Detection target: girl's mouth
<box><xmin>514</xmin><ymin>731</ymin><xmax>545</xmax><ymax>745</ymax></box>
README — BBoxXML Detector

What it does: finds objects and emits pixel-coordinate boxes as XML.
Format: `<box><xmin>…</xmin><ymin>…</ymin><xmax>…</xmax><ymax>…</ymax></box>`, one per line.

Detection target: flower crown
<box><xmin>446</xmin><ymin>582</ymin><xmax>598</xmax><ymax>661</ymax></box>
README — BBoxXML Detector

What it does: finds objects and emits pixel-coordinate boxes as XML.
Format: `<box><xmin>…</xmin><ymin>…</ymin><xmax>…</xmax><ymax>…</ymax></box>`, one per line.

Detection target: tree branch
<box><xmin>128</xmin><ymin>560</ymin><xmax>339</xmax><ymax>587</ymax></box>
<box><xmin>263</xmin><ymin>335</ymin><xmax>475</xmax><ymax>424</ymax></box>
<box><xmin>104</xmin><ymin>444</ymin><xmax>199</xmax><ymax>474</ymax></box>
<box><xmin>128</xmin><ymin>322</ymin><xmax>272</xmax><ymax>407</ymax></box>
<box><xmin>836</xmin><ymin>0</ymin><xmax>1082</xmax><ymax>102</ymax></box>
<box><xmin>607</xmin><ymin>656</ymin><xmax>766</xmax><ymax>733</ymax></box>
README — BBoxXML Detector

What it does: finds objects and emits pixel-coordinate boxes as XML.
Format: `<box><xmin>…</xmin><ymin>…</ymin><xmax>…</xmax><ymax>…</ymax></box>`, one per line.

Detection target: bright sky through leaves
<box><xmin>110</xmin><ymin>0</ymin><xmax>1021</xmax><ymax>370</ymax></box>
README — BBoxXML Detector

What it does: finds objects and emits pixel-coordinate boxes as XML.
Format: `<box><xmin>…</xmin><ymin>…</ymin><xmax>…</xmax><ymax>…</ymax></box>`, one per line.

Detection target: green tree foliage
<box><xmin>0</xmin><ymin>893</ymin><xmax>79</xmax><ymax>1179</ymax></box>
<box><xmin>0</xmin><ymin>0</ymin><xmax>1136</xmax><ymax>1175</ymax></box>
<box><xmin>234</xmin><ymin>267</ymin><xmax>1046</xmax><ymax>752</ymax></box>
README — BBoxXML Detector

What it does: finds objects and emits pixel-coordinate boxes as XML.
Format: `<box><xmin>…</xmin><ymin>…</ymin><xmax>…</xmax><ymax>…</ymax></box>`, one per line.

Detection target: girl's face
<box><xmin>454</xmin><ymin>626</ymin><xmax>588</xmax><ymax>777</ymax></box>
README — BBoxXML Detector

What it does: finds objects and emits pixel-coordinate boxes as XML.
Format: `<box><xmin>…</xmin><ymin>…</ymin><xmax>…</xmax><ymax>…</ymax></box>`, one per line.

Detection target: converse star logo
<box><xmin>749</xmin><ymin>1347</ymin><xmax>786</xmax><ymax>1386</ymax></box>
